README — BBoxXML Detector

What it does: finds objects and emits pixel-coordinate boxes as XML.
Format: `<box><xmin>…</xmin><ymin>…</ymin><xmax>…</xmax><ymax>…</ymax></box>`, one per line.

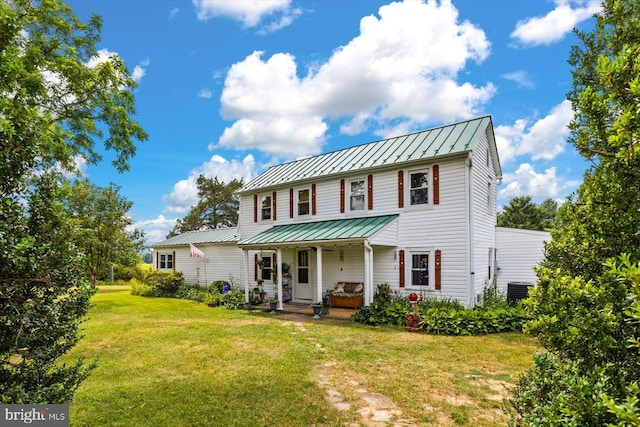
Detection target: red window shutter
<box><xmin>399</xmin><ymin>249</ymin><xmax>405</xmax><ymax>288</ymax></box>
<box><xmin>253</xmin><ymin>194</ymin><xmax>258</xmax><ymax>222</ymax></box>
<box><xmin>155</xmin><ymin>251</ymin><xmax>159</xmax><ymax>269</ymax></box>
<box><xmin>254</xmin><ymin>253</ymin><xmax>258</xmax><ymax>281</ymax></box>
<box><xmin>435</xmin><ymin>249</ymin><xmax>442</xmax><ymax>290</ymax></box>
<box><xmin>398</xmin><ymin>171</ymin><xmax>404</xmax><ymax>208</ymax></box>
<box><xmin>173</xmin><ymin>251</ymin><xmax>176</xmax><ymax>271</ymax></box>
<box><xmin>272</xmin><ymin>191</ymin><xmax>277</xmax><ymax>221</ymax></box>
<box><xmin>273</xmin><ymin>252</ymin><xmax>277</xmax><ymax>264</ymax></box>
<box><xmin>312</xmin><ymin>184</ymin><xmax>317</xmax><ymax>215</ymax></box>
<box><xmin>367</xmin><ymin>174</ymin><xmax>373</xmax><ymax>210</ymax></box>
<box><xmin>289</xmin><ymin>188</ymin><xmax>294</xmax><ymax>218</ymax></box>
<box><xmin>340</xmin><ymin>179</ymin><xmax>345</xmax><ymax>213</ymax></box>
<box><xmin>433</xmin><ymin>164</ymin><xmax>439</xmax><ymax>205</ymax></box>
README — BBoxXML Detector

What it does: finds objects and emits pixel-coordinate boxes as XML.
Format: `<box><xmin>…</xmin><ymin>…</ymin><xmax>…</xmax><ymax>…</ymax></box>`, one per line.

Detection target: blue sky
<box><xmin>66</xmin><ymin>0</ymin><xmax>600</xmax><ymax>244</ymax></box>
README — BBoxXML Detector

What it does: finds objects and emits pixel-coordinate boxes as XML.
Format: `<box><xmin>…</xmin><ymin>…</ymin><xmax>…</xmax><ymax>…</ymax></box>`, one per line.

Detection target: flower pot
<box><xmin>311</xmin><ymin>304</ymin><xmax>322</xmax><ymax>319</ymax></box>
<box><xmin>406</xmin><ymin>313</ymin><xmax>420</xmax><ymax>330</ymax></box>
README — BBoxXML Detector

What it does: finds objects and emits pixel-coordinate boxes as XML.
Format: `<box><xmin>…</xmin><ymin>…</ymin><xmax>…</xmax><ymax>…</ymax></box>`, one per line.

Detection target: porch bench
<box><xmin>330</xmin><ymin>282</ymin><xmax>364</xmax><ymax>309</ymax></box>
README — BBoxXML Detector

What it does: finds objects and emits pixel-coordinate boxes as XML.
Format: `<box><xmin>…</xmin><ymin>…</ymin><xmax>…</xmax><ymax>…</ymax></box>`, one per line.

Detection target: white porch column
<box><xmin>364</xmin><ymin>240</ymin><xmax>373</xmax><ymax>306</ymax></box>
<box><xmin>242</xmin><ymin>249</ymin><xmax>250</xmax><ymax>303</ymax></box>
<box><xmin>277</xmin><ymin>248</ymin><xmax>283</xmax><ymax>310</ymax></box>
<box><xmin>316</xmin><ymin>246</ymin><xmax>323</xmax><ymax>303</ymax></box>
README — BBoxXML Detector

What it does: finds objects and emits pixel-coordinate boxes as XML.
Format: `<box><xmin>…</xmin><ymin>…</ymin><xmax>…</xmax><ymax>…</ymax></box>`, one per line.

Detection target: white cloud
<box><xmin>498</xmin><ymin>163</ymin><xmax>579</xmax><ymax>201</ymax></box>
<box><xmin>85</xmin><ymin>48</ymin><xmax>118</xmax><ymax>69</ymax></box>
<box><xmin>169</xmin><ymin>7</ymin><xmax>180</xmax><ymax>20</ymax></box>
<box><xmin>132</xmin><ymin>58</ymin><xmax>150</xmax><ymax>83</ymax></box>
<box><xmin>198</xmin><ymin>88</ymin><xmax>213</xmax><ymax>99</ymax></box>
<box><xmin>495</xmin><ymin>100</ymin><xmax>573</xmax><ymax>164</ymax></box>
<box><xmin>192</xmin><ymin>0</ymin><xmax>300</xmax><ymax>32</ymax></box>
<box><xmin>162</xmin><ymin>154</ymin><xmax>256</xmax><ymax>213</ymax></box>
<box><xmin>502</xmin><ymin>70</ymin><xmax>535</xmax><ymax>89</ymax></box>
<box><xmin>511</xmin><ymin>0</ymin><xmax>601</xmax><ymax>46</ymax></box>
<box><xmin>218</xmin><ymin>0</ymin><xmax>494</xmax><ymax>159</ymax></box>
<box><xmin>133</xmin><ymin>215</ymin><xmax>179</xmax><ymax>245</ymax></box>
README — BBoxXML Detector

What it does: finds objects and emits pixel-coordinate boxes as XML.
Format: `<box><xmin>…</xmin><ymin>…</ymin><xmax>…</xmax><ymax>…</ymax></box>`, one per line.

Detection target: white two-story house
<box><xmin>234</xmin><ymin>115</ymin><xmax>501</xmax><ymax>308</ymax></box>
<box><xmin>152</xmin><ymin>116</ymin><xmax>548</xmax><ymax>308</ymax></box>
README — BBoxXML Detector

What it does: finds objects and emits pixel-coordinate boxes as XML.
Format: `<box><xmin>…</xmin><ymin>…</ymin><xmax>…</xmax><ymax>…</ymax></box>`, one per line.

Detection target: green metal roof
<box><xmin>240</xmin><ymin>116</ymin><xmax>497</xmax><ymax>193</ymax></box>
<box><xmin>239</xmin><ymin>215</ymin><xmax>398</xmax><ymax>246</ymax></box>
<box><xmin>151</xmin><ymin>228</ymin><xmax>239</xmax><ymax>247</ymax></box>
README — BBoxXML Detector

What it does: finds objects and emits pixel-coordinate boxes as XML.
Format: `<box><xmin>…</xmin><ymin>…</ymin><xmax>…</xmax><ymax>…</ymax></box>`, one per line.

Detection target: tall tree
<box><xmin>0</xmin><ymin>0</ymin><xmax>146</xmax><ymax>403</ymax></box>
<box><xmin>513</xmin><ymin>0</ymin><xmax>640</xmax><ymax>424</ymax></box>
<box><xmin>64</xmin><ymin>179</ymin><xmax>144</xmax><ymax>285</ymax></box>
<box><xmin>497</xmin><ymin>196</ymin><xmax>542</xmax><ymax>230</ymax></box>
<box><xmin>169</xmin><ymin>175</ymin><xmax>243</xmax><ymax>237</ymax></box>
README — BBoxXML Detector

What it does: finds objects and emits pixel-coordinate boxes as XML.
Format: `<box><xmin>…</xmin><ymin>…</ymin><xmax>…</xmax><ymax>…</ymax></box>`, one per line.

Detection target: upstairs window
<box><xmin>261</xmin><ymin>195</ymin><xmax>272</xmax><ymax>220</ymax></box>
<box><xmin>298</xmin><ymin>189</ymin><xmax>310</xmax><ymax>216</ymax></box>
<box><xmin>410</xmin><ymin>170</ymin><xmax>429</xmax><ymax>205</ymax></box>
<box><xmin>350</xmin><ymin>180</ymin><xmax>365</xmax><ymax>211</ymax></box>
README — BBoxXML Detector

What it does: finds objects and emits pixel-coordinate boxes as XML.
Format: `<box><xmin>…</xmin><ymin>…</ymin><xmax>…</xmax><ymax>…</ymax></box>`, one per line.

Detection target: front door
<box><xmin>295</xmin><ymin>250</ymin><xmax>314</xmax><ymax>301</ymax></box>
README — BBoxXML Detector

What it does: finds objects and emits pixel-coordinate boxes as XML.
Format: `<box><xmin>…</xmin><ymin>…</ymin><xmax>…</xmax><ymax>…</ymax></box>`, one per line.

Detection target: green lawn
<box><xmin>65</xmin><ymin>286</ymin><xmax>538</xmax><ymax>426</ymax></box>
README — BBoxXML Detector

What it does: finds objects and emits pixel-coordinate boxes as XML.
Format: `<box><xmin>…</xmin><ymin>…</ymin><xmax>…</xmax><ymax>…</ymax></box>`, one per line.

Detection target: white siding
<box><xmin>469</xmin><ymin>131</ymin><xmax>499</xmax><ymax>305</ymax></box>
<box><xmin>495</xmin><ymin>227</ymin><xmax>550</xmax><ymax>290</ymax></box>
<box><xmin>157</xmin><ymin>244</ymin><xmax>245</xmax><ymax>286</ymax></box>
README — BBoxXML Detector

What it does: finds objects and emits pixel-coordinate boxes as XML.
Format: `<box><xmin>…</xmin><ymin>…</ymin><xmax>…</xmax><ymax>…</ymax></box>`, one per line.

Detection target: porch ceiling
<box><xmin>238</xmin><ymin>214</ymin><xmax>398</xmax><ymax>247</ymax></box>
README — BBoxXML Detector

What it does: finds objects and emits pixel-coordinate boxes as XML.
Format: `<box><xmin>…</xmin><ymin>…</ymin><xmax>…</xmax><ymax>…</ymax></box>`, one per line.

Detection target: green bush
<box><xmin>130</xmin><ymin>278</ymin><xmax>154</xmax><ymax>296</ymax></box>
<box><xmin>209</xmin><ymin>280</ymin><xmax>230</xmax><ymax>293</ymax></box>
<box><xmin>222</xmin><ymin>287</ymin><xmax>246</xmax><ymax>310</ymax></box>
<box><xmin>132</xmin><ymin>270</ymin><xmax>184</xmax><ymax>297</ymax></box>
<box><xmin>353</xmin><ymin>284</ymin><xmax>528</xmax><ymax>335</ymax></box>
<box><xmin>174</xmin><ymin>284</ymin><xmax>210</xmax><ymax>302</ymax></box>
<box><xmin>512</xmin><ymin>255</ymin><xmax>640</xmax><ymax>424</ymax></box>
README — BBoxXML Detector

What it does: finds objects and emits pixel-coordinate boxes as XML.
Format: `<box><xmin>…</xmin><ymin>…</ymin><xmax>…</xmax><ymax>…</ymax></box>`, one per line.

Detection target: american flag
<box><xmin>189</xmin><ymin>243</ymin><xmax>205</xmax><ymax>259</ymax></box>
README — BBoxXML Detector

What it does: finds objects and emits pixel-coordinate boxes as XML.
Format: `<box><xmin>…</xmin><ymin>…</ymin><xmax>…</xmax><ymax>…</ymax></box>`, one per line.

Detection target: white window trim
<box><xmin>158</xmin><ymin>252</ymin><xmax>174</xmax><ymax>270</ymax></box>
<box><xmin>348</xmin><ymin>178</ymin><xmax>367</xmax><ymax>212</ymax></box>
<box><xmin>404</xmin><ymin>168</ymin><xmax>433</xmax><ymax>211</ymax></box>
<box><xmin>296</xmin><ymin>187</ymin><xmax>311</xmax><ymax>218</ymax></box>
<box><xmin>405</xmin><ymin>247</ymin><xmax>435</xmax><ymax>289</ymax></box>
<box><xmin>260</xmin><ymin>194</ymin><xmax>273</xmax><ymax>221</ymax></box>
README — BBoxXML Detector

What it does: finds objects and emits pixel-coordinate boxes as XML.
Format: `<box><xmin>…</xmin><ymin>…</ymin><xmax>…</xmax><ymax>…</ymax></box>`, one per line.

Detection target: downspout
<box><xmin>364</xmin><ymin>239</ymin><xmax>373</xmax><ymax>306</ymax></box>
<box><xmin>466</xmin><ymin>152</ymin><xmax>475</xmax><ymax>308</ymax></box>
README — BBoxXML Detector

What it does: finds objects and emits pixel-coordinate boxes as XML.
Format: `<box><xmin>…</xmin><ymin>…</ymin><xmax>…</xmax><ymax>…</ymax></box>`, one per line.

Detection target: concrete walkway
<box><xmin>253</xmin><ymin>302</ymin><xmax>358</xmax><ymax>320</ymax></box>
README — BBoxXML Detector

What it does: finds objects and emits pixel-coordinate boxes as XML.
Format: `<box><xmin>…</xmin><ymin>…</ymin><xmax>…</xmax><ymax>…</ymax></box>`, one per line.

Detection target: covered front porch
<box><xmin>238</xmin><ymin>215</ymin><xmax>399</xmax><ymax>311</ymax></box>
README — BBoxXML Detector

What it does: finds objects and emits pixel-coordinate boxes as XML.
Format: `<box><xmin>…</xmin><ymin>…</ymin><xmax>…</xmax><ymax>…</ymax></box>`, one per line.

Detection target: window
<box><xmin>297</xmin><ymin>250</ymin><xmax>309</xmax><ymax>284</ymax></box>
<box><xmin>260</xmin><ymin>255</ymin><xmax>272</xmax><ymax>281</ymax></box>
<box><xmin>298</xmin><ymin>189</ymin><xmax>310</xmax><ymax>216</ymax></box>
<box><xmin>159</xmin><ymin>253</ymin><xmax>173</xmax><ymax>269</ymax></box>
<box><xmin>487</xmin><ymin>181</ymin><xmax>493</xmax><ymax>213</ymax></box>
<box><xmin>350</xmin><ymin>180</ymin><xmax>365</xmax><ymax>210</ymax></box>
<box><xmin>261</xmin><ymin>195</ymin><xmax>272</xmax><ymax>220</ymax></box>
<box><xmin>411</xmin><ymin>253</ymin><xmax>429</xmax><ymax>287</ymax></box>
<box><xmin>410</xmin><ymin>170</ymin><xmax>429</xmax><ymax>205</ymax></box>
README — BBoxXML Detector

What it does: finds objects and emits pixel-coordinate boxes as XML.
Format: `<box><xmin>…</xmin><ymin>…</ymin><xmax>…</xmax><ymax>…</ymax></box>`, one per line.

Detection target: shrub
<box><xmin>135</xmin><ymin>270</ymin><xmax>184</xmax><ymax>297</ymax></box>
<box><xmin>130</xmin><ymin>279</ymin><xmax>154</xmax><ymax>296</ymax></box>
<box><xmin>222</xmin><ymin>287</ymin><xmax>246</xmax><ymax>310</ymax></box>
<box><xmin>209</xmin><ymin>280</ymin><xmax>230</xmax><ymax>293</ymax></box>
<box><xmin>174</xmin><ymin>284</ymin><xmax>210</xmax><ymax>302</ymax></box>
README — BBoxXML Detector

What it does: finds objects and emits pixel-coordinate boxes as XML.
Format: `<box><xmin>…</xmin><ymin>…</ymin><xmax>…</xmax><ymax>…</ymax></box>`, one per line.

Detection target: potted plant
<box><xmin>311</xmin><ymin>302</ymin><xmax>323</xmax><ymax>319</ymax></box>
<box><xmin>268</xmin><ymin>298</ymin><xmax>278</xmax><ymax>314</ymax></box>
<box><xmin>204</xmin><ymin>294</ymin><xmax>219</xmax><ymax>307</ymax></box>
<box><xmin>405</xmin><ymin>307</ymin><xmax>421</xmax><ymax>331</ymax></box>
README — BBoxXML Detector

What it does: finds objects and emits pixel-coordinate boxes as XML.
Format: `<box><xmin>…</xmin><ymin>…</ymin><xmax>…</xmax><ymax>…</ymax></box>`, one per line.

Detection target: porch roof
<box><xmin>238</xmin><ymin>214</ymin><xmax>398</xmax><ymax>247</ymax></box>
